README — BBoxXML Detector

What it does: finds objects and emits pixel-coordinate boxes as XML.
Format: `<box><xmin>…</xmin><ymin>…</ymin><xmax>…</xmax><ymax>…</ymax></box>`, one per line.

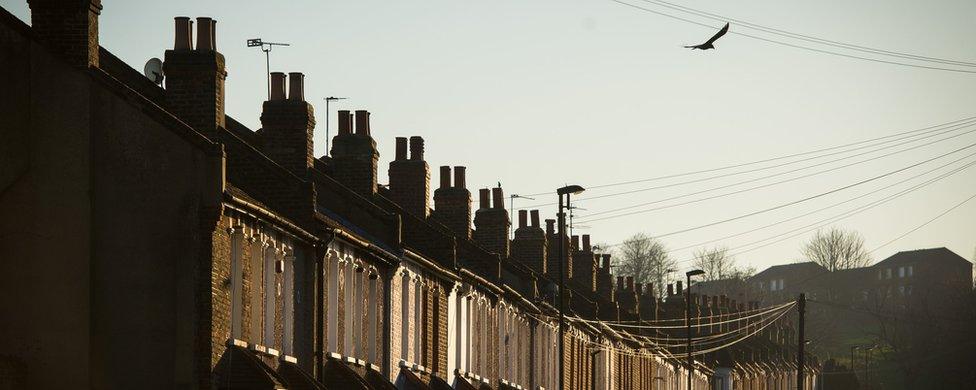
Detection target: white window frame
<box><xmin>282</xmin><ymin>248</ymin><xmax>295</xmax><ymax>355</ymax></box>
<box><xmin>263</xmin><ymin>243</ymin><xmax>278</xmax><ymax>347</ymax></box>
<box><xmin>327</xmin><ymin>253</ymin><xmax>339</xmax><ymax>352</ymax></box>
<box><xmin>230</xmin><ymin>225</ymin><xmax>244</xmax><ymax>340</ymax></box>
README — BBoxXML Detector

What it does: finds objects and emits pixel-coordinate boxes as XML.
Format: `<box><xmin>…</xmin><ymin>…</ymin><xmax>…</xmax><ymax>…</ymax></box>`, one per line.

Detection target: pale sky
<box><xmin>8</xmin><ymin>0</ymin><xmax>975</xmax><ymax>274</ymax></box>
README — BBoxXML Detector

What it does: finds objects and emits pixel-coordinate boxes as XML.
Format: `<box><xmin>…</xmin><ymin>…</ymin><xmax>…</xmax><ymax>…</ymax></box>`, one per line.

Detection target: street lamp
<box><xmin>323</xmin><ymin>96</ymin><xmax>347</xmax><ymax>156</ymax></box>
<box><xmin>850</xmin><ymin>345</ymin><xmax>859</xmax><ymax>374</ymax></box>
<box><xmin>686</xmin><ymin>269</ymin><xmax>705</xmax><ymax>390</ymax></box>
<box><xmin>556</xmin><ymin>184</ymin><xmax>584</xmax><ymax>390</ymax></box>
<box><xmin>863</xmin><ymin>345</ymin><xmax>877</xmax><ymax>390</ymax></box>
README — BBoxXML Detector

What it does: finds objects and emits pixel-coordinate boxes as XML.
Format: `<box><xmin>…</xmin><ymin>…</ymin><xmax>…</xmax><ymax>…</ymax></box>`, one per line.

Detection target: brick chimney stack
<box><xmin>432</xmin><ymin>166</ymin><xmax>472</xmax><ymax>239</ymax></box>
<box><xmin>473</xmin><ymin>186</ymin><xmax>509</xmax><ymax>257</ymax></box>
<box><xmin>260</xmin><ymin>72</ymin><xmax>316</xmax><ymax>177</ymax></box>
<box><xmin>676</xmin><ymin>280</ymin><xmax>683</xmax><ymax>295</ymax></box>
<box><xmin>596</xmin><ymin>254</ymin><xmax>614</xmax><ymax>301</ymax></box>
<box><xmin>28</xmin><ymin>0</ymin><xmax>102</xmax><ymax>68</ymax></box>
<box><xmin>571</xmin><ymin>234</ymin><xmax>597</xmax><ymax>293</ymax></box>
<box><xmin>545</xmin><ymin>217</ymin><xmax>572</xmax><ymax>280</ymax></box>
<box><xmin>511</xmin><ymin>209</ymin><xmax>547</xmax><ymax>275</ymax></box>
<box><xmin>164</xmin><ymin>16</ymin><xmax>227</xmax><ymax>139</ymax></box>
<box><xmin>330</xmin><ymin>110</ymin><xmax>379</xmax><ymax>196</ymax></box>
<box><xmin>388</xmin><ymin>136</ymin><xmax>430</xmax><ymax>217</ymax></box>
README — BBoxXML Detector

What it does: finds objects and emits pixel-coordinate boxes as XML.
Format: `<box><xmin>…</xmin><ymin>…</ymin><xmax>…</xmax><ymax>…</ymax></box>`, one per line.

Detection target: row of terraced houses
<box><xmin>0</xmin><ymin>1</ymin><xmax>819</xmax><ymax>389</ymax></box>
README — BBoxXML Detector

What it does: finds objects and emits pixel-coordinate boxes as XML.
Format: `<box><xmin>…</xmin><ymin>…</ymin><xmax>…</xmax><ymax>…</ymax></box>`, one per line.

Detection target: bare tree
<box><xmin>614</xmin><ymin>233</ymin><xmax>675</xmax><ymax>297</ymax></box>
<box><xmin>693</xmin><ymin>246</ymin><xmax>734</xmax><ymax>281</ymax></box>
<box><xmin>802</xmin><ymin>227</ymin><xmax>872</xmax><ymax>272</ymax></box>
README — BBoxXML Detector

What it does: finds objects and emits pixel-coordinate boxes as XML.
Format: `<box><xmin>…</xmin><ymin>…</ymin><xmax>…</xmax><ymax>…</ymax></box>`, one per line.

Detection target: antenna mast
<box><xmin>247</xmin><ymin>38</ymin><xmax>291</xmax><ymax>99</ymax></box>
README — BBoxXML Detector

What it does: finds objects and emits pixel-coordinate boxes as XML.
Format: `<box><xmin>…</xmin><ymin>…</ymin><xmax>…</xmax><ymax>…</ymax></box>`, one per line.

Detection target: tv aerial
<box><xmin>247</xmin><ymin>38</ymin><xmax>291</xmax><ymax>99</ymax></box>
<box><xmin>143</xmin><ymin>57</ymin><xmax>164</xmax><ymax>85</ymax></box>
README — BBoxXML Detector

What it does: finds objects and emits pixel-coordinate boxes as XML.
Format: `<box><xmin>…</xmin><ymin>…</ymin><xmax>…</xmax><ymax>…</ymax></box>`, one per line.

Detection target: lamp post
<box><xmin>323</xmin><ymin>96</ymin><xmax>347</xmax><ymax>156</ymax></box>
<box><xmin>850</xmin><ymin>345</ymin><xmax>859</xmax><ymax>375</ymax></box>
<box><xmin>686</xmin><ymin>269</ymin><xmax>705</xmax><ymax>390</ymax></box>
<box><xmin>556</xmin><ymin>184</ymin><xmax>584</xmax><ymax>390</ymax></box>
<box><xmin>863</xmin><ymin>345</ymin><xmax>876</xmax><ymax>390</ymax></box>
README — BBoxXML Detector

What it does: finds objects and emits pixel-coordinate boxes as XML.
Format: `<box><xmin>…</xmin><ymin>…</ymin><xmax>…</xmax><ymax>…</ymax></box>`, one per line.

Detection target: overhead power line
<box><xmin>600</xmin><ymin>147</ymin><xmax>976</xmax><ymax>253</ymax></box>
<box><xmin>578</xmin><ymin>124</ymin><xmax>976</xmax><ymax>220</ymax></box>
<box><xmin>666</xmin><ymin>152</ymin><xmax>976</xmax><ymax>253</ymax></box>
<box><xmin>630</xmin><ymin>0</ymin><xmax>976</xmax><ymax>68</ymax></box>
<box><xmin>607</xmin><ymin>0</ymin><xmax>976</xmax><ymax>74</ymax></box>
<box><xmin>518</xmin><ymin>115</ymin><xmax>976</xmax><ymax>200</ymax></box>
<box><xmin>868</xmin><ymin>191</ymin><xmax>976</xmax><ymax>253</ymax></box>
<box><xmin>580</xmin><ymin>133</ymin><xmax>976</xmax><ymax>223</ymax></box>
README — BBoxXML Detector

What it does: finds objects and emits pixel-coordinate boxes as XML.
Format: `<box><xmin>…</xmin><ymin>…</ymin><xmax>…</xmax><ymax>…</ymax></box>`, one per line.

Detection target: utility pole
<box><xmin>323</xmin><ymin>96</ymin><xmax>347</xmax><ymax>156</ymax></box>
<box><xmin>246</xmin><ymin>38</ymin><xmax>290</xmax><ymax>99</ymax></box>
<box><xmin>508</xmin><ymin>194</ymin><xmax>535</xmax><ymax>239</ymax></box>
<box><xmin>797</xmin><ymin>293</ymin><xmax>806</xmax><ymax>390</ymax></box>
<box><xmin>556</xmin><ymin>185</ymin><xmax>584</xmax><ymax>390</ymax></box>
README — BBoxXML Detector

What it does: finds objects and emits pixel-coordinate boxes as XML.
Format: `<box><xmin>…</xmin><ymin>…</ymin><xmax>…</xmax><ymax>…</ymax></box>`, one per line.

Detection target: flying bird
<box><xmin>684</xmin><ymin>22</ymin><xmax>730</xmax><ymax>50</ymax></box>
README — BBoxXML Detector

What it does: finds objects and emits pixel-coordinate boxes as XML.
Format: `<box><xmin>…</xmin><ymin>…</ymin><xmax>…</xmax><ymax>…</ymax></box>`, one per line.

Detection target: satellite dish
<box><xmin>143</xmin><ymin>58</ymin><xmax>164</xmax><ymax>85</ymax></box>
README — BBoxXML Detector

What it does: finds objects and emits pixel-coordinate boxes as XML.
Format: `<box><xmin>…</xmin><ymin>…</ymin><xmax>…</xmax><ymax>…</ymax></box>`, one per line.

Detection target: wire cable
<box><xmin>630</xmin><ymin>0</ymin><xmax>976</xmax><ymax>67</ymax></box>
<box><xmin>665</xmin><ymin>151</ymin><xmax>976</xmax><ymax>253</ymax></box>
<box><xmin>518</xmin><ymin>115</ymin><xmax>976</xmax><ymax>199</ymax></box>
<box><xmin>578</xmin><ymin>124</ymin><xmax>976</xmax><ymax>219</ymax></box>
<box><xmin>607</xmin><ymin>0</ymin><xmax>976</xmax><ymax>74</ymax></box>
<box><xmin>587</xmin><ymin>140</ymin><xmax>976</xmax><ymax>235</ymax></box>
<box><xmin>868</xmin><ymin>192</ymin><xmax>976</xmax><ymax>254</ymax></box>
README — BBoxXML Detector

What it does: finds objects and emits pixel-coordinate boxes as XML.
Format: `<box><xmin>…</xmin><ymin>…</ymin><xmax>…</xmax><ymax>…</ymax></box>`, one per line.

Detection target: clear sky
<box><xmin>8</xmin><ymin>0</ymin><xmax>975</xmax><ymax>274</ymax></box>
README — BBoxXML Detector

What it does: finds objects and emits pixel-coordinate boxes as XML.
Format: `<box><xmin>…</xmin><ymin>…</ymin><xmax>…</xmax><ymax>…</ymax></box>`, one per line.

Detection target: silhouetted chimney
<box><xmin>331</xmin><ymin>110</ymin><xmax>380</xmax><ymax>195</ymax></box>
<box><xmin>512</xmin><ymin>209</ymin><xmax>547</xmax><ymax>275</ymax></box>
<box><xmin>473</xmin><ymin>186</ymin><xmax>508</xmax><ymax>256</ymax></box>
<box><xmin>433</xmin><ymin>166</ymin><xmax>472</xmax><ymax>239</ymax></box>
<box><xmin>676</xmin><ymin>280</ymin><xmax>683</xmax><ymax>295</ymax></box>
<box><xmin>546</xmin><ymin>216</ymin><xmax>572</xmax><ymax>280</ymax></box>
<box><xmin>164</xmin><ymin>16</ymin><xmax>227</xmax><ymax>139</ymax></box>
<box><xmin>261</xmin><ymin>71</ymin><xmax>316</xmax><ymax>177</ymax></box>
<box><xmin>388</xmin><ymin>136</ymin><xmax>430</xmax><ymax>217</ymax></box>
<box><xmin>28</xmin><ymin>0</ymin><xmax>102</xmax><ymax>68</ymax></box>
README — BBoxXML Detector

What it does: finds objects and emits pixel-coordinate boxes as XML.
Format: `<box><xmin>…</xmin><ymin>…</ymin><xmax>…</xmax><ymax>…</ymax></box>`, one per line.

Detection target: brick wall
<box><xmin>388</xmin><ymin>136</ymin><xmax>430</xmax><ymax>218</ymax></box>
<box><xmin>260</xmin><ymin>97</ymin><xmax>315</xmax><ymax>178</ymax></box>
<box><xmin>511</xmin><ymin>210</ymin><xmax>547</xmax><ymax>275</ymax></box>
<box><xmin>26</xmin><ymin>0</ymin><xmax>101</xmax><ymax>68</ymax></box>
<box><xmin>330</xmin><ymin>110</ymin><xmax>379</xmax><ymax>196</ymax></box>
<box><xmin>163</xmin><ymin>47</ymin><xmax>226</xmax><ymax>139</ymax></box>
<box><xmin>472</xmin><ymin>187</ymin><xmax>509</xmax><ymax>258</ymax></box>
<box><xmin>432</xmin><ymin>166</ymin><xmax>472</xmax><ymax>240</ymax></box>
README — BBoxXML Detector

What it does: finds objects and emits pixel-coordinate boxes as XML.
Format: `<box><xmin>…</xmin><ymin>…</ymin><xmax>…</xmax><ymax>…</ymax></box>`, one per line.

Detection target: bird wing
<box><xmin>704</xmin><ymin>22</ymin><xmax>730</xmax><ymax>45</ymax></box>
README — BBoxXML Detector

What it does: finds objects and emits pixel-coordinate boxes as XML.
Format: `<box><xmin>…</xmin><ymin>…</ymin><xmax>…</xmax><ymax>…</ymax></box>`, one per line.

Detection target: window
<box><xmin>898</xmin><ymin>266</ymin><xmax>905</xmax><ymax>278</ymax></box>
<box><xmin>898</xmin><ymin>285</ymin><xmax>905</xmax><ymax>296</ymax></box>
<box><xmin>367</xmin><ymin>273</ymin><xmax>378</xmax><ymax>364</ymax></box>
<box><xmin>878</xmin><ymin>270</ymin><xmax>883</xmax><ymax>280</ymax></box>
<box><xmin>907</xmin><ymin>285</ymin><xmax>913</xmax><ymax>295</ymax></box>
<box><xmin>400</xmin><ymin>273</ymin><xmax>410</xmax><ymax>362</ymax></box>
<box><xmin>907</xmin><ymin>265</ymin><xmax>914</xmax><ymax>277</ymax></box>
<box><xmin>327</xmin><ymin>254</ymin><xmax>339</xmax><ymax>352</ymax></box>
<box><xmin>230</xmin><ymin>226</ymin><xmax>244</xmax><ymax>339</ymax></box>
<box><xmin>282</xmin><ymin>248</ymin><xmax>295</xmax><ymax>355</ymax></box>
<box><xmin>344</xmin><ymin>261</ymin><xmax>354</xmax><ymax>356</ymax></box>
<box><xmin>413</xmin><ymin>279</ymin><xmax>422</xmax><ymax>363</ymax></box>
<box><xmin>886</xmin><ymin>268</ymin><xmax>892</xmax><ymax>279</ymax></box>
<box><xmin>758</xmin><ymin>281</ymin><xmax>764</xmax><ymax>291</ymax></box>
<box><xmin>779</xmin><ymin>279</ymin><xmax>785</xmax><ymax>291</ymax></box>
<box><xmin>263</xmin><ymin>244</ymin><xmax>277</xmax><ymax>347</ymax></box>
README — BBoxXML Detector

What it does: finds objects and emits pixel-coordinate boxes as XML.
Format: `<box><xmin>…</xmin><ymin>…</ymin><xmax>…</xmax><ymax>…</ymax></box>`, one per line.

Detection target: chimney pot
<box><xmin>491</xmin><ymin>187</ymin><xmax>504</xmax><ymax>209</ymax></box>
<box><xmin>518</xmin><ymin>210</ymin><xmax>527</xmax><ymax>229</ymax></box>
<box><xmin>616</xmin><ymin>276</ymin><xmax>625</xmax><ymax>290</ymax></box>
<box><xmin>174</xmin><ymin>17</ymin><xmax>192</xmax><ymax>50</ymax></box>
<box><xmin>409</xmin><ymin>136</ymin><xmax>424</xmax><ymax>160</ymax></box>
<box><xmin>601</xmin><ymin>254</ymin><xmax>611</xmax><ymax>269</ymax></box>
<box><xmin>667</xmin><ymin>283</ymin><xmax>674</xmax><ymax>297</ymax></box>
<box><xmin>545</xmin><ymin>219</ymin><xmax>555</xmax><ymax>235</ymax></box>
<box><xmin>676</xmin><ymin>280</ymin><xmax>683</xmax><ymax>295</ymax></box>
<box><xmin>195</xmin><ymin>17</ymin><xmax>215</xmax><ymax>52</ymax></box>
<box><xmin>530</xmin><ymin>210</ymin><xmax>540</xmax><ymax>228</ymax></box>
<box><xmin>395</xmin><ymin>137</ymin><xmax>408</xmax><ymax>161</ymax></box>
<box><xmin>269</xmin><ymin>72</ymin><xmax>286</xmax><ymax>101</ymax></box>
<box><xmin>582</xmin><ymin>235</ymin><xmax>591</xmax><ymax>252</ymax></box>
<box><xmin>478</xmin><ymin>188</ymin><xmax>490</xmax><ymax>209</ymax></box>
<box><xmin>439</xmin><ymin>166</ymin><xmax>451</xmax><ymax>189</ymax></box>
<box><xmin>453</xmin><ymin>166</ymin><xmax>466</xmax><ymax>188</ymax></box>
<box><xmin>337</xmin><ymin>111</ymin><xmax>352</xmax><ymax>135</ymax></box>
<box><xmin>288</xmin><ymin>72</ymin><xmax>304</xmax><ymax>101</ymax></box>
<box><xmin>626</xmin><ymin>276</ymin><xmax>634</xmax><ymax>291</ymax></box>
<box><xmin>354</xmin><ymin>110</ymin><xmax>370</xmax><ymax>136</ymax></box>
<box><xmin>571</xmin><ymin>235</ymin><xmax>580</xmax><ymax>250</ymax></box>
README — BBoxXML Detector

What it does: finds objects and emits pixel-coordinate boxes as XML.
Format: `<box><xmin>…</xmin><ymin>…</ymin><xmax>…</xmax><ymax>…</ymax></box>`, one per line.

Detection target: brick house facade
<box><xmin>0</xmin><ymin>2</ymin><xmax>819</xmax><ymax>389</ymax></box>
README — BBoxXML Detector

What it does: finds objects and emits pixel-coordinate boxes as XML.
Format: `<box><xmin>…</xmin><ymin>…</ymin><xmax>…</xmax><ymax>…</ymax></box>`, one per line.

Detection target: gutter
<box><xmin>403</xmin><ymin>248</ymin><xmax>461</xmax><ymax>283</ymax></box>
<box><xmin>224</xmin><ymin>192</ymin><xmax>318</xmax><ymax>242</ymax></box>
